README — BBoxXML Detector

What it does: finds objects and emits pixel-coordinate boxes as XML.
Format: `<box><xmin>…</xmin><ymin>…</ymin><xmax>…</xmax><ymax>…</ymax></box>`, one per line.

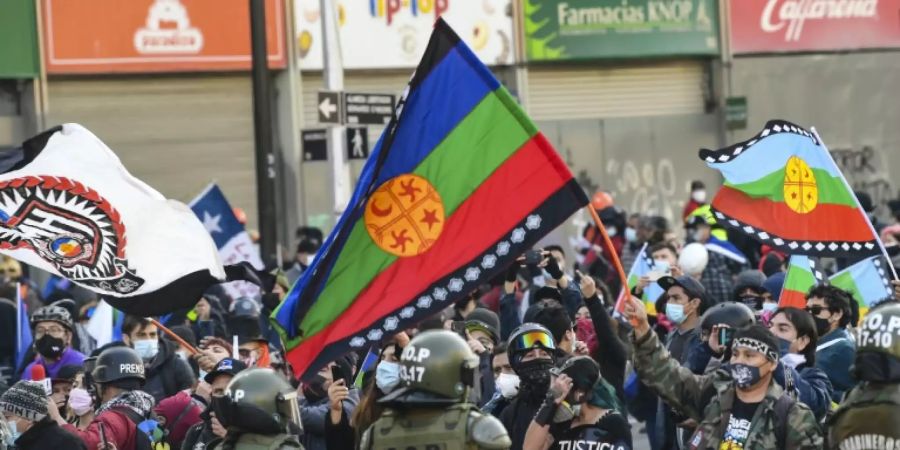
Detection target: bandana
<box><xmin>97</xmin><ymin>390</ymin><xmax>155</xmax><ymax>418</ymax></box>
<box><xmin>732</xmin><ymin>337</ymin><xmax>778</xmax><ymax>362</ymax></box>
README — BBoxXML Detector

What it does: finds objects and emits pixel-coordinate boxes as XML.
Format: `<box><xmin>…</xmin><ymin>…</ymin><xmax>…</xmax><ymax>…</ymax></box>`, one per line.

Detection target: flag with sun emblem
<box><xmin>699</xmin><ymin>120</ymin><xmax>879</xmax><ymax>257</ymax></box>
<box><xmin>1</xmin><ymin>124</ymin><xmax>228</xmax><ymax>315</ymax></box>
<box><xmin>274</xmin><ymin>19</ymin><xmax>589</xmax><ymax>378</ymax></box>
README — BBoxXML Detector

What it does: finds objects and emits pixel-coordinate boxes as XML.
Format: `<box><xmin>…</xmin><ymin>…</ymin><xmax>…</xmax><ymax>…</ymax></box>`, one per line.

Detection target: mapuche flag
<box><xmin>273</xmin><ymin>19</ymin><xmax>588</xmax><ymax>378</ymax></box>
<box><xmin>829</xmin><ymin>256</ymin><xmax>892</xmax><ymax>316</ymax></box>
<box><xmin>699</xmin><ymin>120</ymin><xmax>879</xmax><ymax>257</ymax></box>
<box><xmin>780</xmin><ymin>255</ymin><xmax>820</xmax><ymax>309</ymax></box>
<box><xmin>624</xmin><ymin>243</ymin><xmax>663</xmax><ymax>315</ymax></box>
<box><xmin>2</xmin><ymin>124</ymin><xmax>229</xmax><ymax>315</ymax></box>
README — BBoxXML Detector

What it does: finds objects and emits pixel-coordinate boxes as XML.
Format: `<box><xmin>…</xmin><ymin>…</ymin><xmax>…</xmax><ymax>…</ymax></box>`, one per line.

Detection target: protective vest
<box><xmin>368</xmin><ymin>404</ymin><xmax>475</xmax><ymax>450</ymax></box>
<box><xmin>211</xmin><ymin>432</ymin><xmax>303</xmax><ymax>450</ymax></box>
<box><xmin>827</xmin><ymin>382</ymin><xmax>900</xmax><ymax>450</ymax></box>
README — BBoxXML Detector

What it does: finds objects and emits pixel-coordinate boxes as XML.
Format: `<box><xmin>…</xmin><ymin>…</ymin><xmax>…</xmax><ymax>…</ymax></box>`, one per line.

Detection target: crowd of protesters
<box><xmin>1</xmin><ymin>186</ymin><xmax>900</xmax><ymax>450</ymax></box>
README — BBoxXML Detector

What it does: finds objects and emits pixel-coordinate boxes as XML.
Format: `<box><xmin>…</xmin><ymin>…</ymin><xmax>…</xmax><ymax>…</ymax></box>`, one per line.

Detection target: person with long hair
<box><xmin>767</xmin><ymin>307</ymin><xmax>834</xmax><ymax>419</ymax></box>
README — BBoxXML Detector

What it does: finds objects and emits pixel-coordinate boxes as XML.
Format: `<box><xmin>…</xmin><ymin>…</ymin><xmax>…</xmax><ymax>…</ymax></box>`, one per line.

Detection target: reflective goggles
<box><xmin>513</xmin><ymin>330</ymin><xmax>556</xmax><ymax>351</ymax></box>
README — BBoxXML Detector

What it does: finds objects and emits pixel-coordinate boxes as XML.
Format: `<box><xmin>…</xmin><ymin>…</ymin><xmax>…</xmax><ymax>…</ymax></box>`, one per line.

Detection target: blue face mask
<box><xmin>376</xmin><ymin>361</ymin><xmax>401</xmax><ymax>393</ymax></box>
<box><xmin>132</xmin><ymin>339</ymin><xmax>159</xmax><ymax>360</ymax></box>
<box><xmin>665</xmin><ymin>303</ymin><xmax>686</xmax><ymax>324</ymax></box>
<box><xmin>762</xmin><ymin>302</ymin><xmax>779</xmax><ymax>314</ymax></box>
<box><xmin>777</xmin><ymin>337</ymin><xmax>792</xmax><ymax>356</ymax></box>
<box><xmin>624</xmin><ymin>227</ymin><xmax>638</xmax><ymax>243</ymax></box>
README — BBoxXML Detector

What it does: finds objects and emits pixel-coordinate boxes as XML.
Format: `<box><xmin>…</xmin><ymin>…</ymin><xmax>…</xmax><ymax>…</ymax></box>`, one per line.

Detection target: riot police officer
<box><xmin>361</xmin><ymin>330</ymin><xmax>511</xmax><ymax>450</ymax></box>
<box><xmin>827</xmin><ymin>301</ymin><xmax>900</xmax><ymax>449</ymax></box>
<box><xmin>209</xmin><ymin>368</ymin><xmax>303</xmax><ymax>450</ymax></box>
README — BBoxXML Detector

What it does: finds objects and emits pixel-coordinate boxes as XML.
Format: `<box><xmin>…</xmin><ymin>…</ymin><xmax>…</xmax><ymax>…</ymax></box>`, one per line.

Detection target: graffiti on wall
<box><xmin>604</xmin><ymin>157</ymin><xmax>679</xmax><ymax>223</ymax></box>
<box><xmin>831</xmin><ymin>145</ymin><xmax>896</xmax><ymax>220</ymax></box>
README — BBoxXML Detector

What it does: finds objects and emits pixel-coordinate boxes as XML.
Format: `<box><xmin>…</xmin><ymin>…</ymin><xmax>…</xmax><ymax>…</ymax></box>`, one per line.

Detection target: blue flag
<box><xmin>16</xmin><ymin>284</ymin><xmax>32</xmax><ymax>367</ymax></box>
<box><xmin>189</xmin><ymin>183</ymin><xmax>263</xmax><ymax>269</ymax></box>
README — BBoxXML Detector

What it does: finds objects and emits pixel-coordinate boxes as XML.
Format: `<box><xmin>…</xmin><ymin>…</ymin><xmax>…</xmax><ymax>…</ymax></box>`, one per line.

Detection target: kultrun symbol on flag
<box><xmin>364</xmin><ymin>174</ymin><xmax>445</xmax><ymax>257</ymax></box>
<box><xmin>783</xmin><ymin>156</ymin><xmax>818</xmax><ymax>214</ymax></box>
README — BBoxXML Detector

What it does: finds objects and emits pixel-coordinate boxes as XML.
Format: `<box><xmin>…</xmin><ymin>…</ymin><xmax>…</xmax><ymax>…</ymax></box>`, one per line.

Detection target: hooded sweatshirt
<box><xmin>63</xmin><ymin>390</ymin><xmax>156</xmax><ymax>450</ymax></box>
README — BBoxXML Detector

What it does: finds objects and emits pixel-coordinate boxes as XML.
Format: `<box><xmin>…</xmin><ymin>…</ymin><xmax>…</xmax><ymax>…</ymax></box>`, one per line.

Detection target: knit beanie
<box><xmin>0</xmin><ymin>380</ymin><xmax>48</xmax><ymax>421</ymax></box>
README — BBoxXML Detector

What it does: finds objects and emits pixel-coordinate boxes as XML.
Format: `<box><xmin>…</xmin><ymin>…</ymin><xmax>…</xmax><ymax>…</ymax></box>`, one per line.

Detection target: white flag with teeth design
<box><xmin>2</xmin><ymin>123</ymin><xmax>227</xmax><ymax>315</ymax></box>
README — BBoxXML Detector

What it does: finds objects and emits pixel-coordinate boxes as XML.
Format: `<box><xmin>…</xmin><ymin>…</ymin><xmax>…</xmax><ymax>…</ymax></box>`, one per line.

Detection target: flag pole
<box><xmin>811</xmin><ymin>127</ymin><xmax>898</xmax><ymax>280</ymax></box>
<box><xmin>586</xmin><ymin>205</ymin><xmax>630</xmax><ymax>307</ymax></box>
<box><xmin>15</xmin><ymin>282</ymin><xmax>21</xmax><ymax>365</ymax></box>
<box><xmin>148</xmin><ymin>318</ymin><xmax>200</xmax><ymax>355</ymax></box>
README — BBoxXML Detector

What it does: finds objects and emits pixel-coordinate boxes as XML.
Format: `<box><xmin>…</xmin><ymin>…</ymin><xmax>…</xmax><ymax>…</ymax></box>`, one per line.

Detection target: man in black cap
<box><xmin>465</xmin><ymin>308</ymin><xmax>501</xmax><ymax>406</ymax></box>
<box><xmin>654</xmin><ymin>275</ymin><xmax>711</xmax><ymax>450</ymax></box>
<box><xmin>182</xmin><ymin>357</ymin><xmax>248</xmax><ymax>450</ymax></box>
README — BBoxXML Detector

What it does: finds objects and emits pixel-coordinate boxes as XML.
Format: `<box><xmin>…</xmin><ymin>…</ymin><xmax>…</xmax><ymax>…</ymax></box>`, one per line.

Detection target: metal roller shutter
<box><xmin>45</xmin><ymin>75</ymin><xmax>259</xmax><ymax>225</ymax></box>
<box><xmin>527</xmin><ymin>60</ymin><xmax>706</xmax><ymax>121</ymax></box>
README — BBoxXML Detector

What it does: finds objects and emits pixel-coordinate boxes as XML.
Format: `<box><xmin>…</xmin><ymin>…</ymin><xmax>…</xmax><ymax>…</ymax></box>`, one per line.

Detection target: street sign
<box><xmin>346</xmin><ymin>127</ymin><xmax>369</xmax><ymax>160</ymax></box>
<box><xmin>301</xmin><ymin>129</ymin><xmax>327</xmax><ymax>161</ymax></box>
<box><xmin>725</xmin><ymin>96</ymin><xmax>748</xmax><ymax>130</ymax></box>
<box><xmin>317</xmin><ymin>91</ymin><xmax>341</xmax><ymax>124</ymax></box>
<box><xmin>343</xmin><ymin>92</ymin><xmax>395</xmax><ymax>125</ymax></box>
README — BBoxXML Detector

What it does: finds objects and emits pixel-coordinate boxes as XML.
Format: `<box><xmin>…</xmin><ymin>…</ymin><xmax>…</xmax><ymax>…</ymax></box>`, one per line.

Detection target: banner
<box><xmin>296</xmin><ymin>0</ymin><xmax>515</xmax><ymax>69</ymax></box>
<box><xmin>0</xmin><ymin>0</ymin><xmax>40</xmax><ymax>78</ymax></box>
<box><xmin>730</xmin><ymin>0</ymin><xmax>900</xmax><ymax>53</ymax></box>
<box><xmin>42</xmin><ymin>0</ymin><xmax>286</xmax><ymax>74</ymax></box>
<box><xmin>522</xmin><ymin>0</ymin><xmax>719</xmax><ymax>61</ymax></box>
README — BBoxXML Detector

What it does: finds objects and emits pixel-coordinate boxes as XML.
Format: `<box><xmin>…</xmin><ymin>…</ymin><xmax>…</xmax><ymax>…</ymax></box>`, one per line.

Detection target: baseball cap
<box><xmin>658</xmin><ymin>275</ymin><xmax>706</xmax><ymax>301</ymax></box>
<box><xmin>203</xmin><ymin>358</ymin><xmax>248</xmax><ymax>384</ymax></box>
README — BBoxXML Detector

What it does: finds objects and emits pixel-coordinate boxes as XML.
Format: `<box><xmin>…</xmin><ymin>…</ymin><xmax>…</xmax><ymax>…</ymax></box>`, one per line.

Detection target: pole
<box><xmin>812</xmin><ymin>127</ymin><xmax>899</xmax><ymax>279</ymax></box>
<box><xmin>586</xmin><ymin>205</ymin><xmax>631</xmax><ymax>307</ymax></box>
<box><xmin>148</xmin><ymin>319</ymin><xmax>200</xmax><ymax>355</ymax></box>
<box><xmin>250</xmin><ymin>0</ymin><xmax>278</xmax><ymax>268</ymax></box>
<box><xmin>320</xmin><ymin>0</ymin><xmax>351</xmax><ymax>220</ymax></box>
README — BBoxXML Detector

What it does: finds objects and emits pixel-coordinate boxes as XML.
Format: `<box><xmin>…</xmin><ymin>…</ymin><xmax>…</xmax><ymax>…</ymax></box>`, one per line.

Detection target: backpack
<box><xmin>112</xmin><ymin>407</ymin><xmax>155</xmax><ymax>450</ymax></box>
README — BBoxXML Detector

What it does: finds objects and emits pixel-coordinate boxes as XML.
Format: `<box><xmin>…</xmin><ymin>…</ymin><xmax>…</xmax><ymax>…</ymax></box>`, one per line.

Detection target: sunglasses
<box><xmin>805</xmin><ymin>306</ymin><xmax>828</xmax><ymax>316</ymax></box>
<box><xmin>513</xmin><ymin>330</ymin><xmax>556</xmax><ymax>351</ymax></box>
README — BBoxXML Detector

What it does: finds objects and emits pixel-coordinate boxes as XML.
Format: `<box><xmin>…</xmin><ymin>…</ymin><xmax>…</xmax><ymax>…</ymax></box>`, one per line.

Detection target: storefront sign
<box><xmin>522</xmin><ymin>0</ymin><xmax>719</xmax><ymax>61</ymax></box>
<box><xmin>42</xmin><ymin>0</ymin><xmax>286</xmax><ymax>73</ymax></box>
<box><xmin>0</xmin><ymin>1</ymin><xmax>40</xmax><ymax>78</ymax></box>
<box><xmin>296</xmin><ymin>1</ymin><xmax>515</xmax><ymax>69</ymax></box>
<box><xmin>725</xmin><ymin>97</ymin><xmax>748</xmax><ymax>130</ymax></box>
<box><xmin>730</xmin><ymin>0</ymin><xmax>900</xmax><ymax>53</ymax></box>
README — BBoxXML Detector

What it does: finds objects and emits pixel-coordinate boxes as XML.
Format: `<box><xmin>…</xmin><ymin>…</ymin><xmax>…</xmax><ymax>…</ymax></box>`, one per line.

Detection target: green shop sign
<box><xmin>0</xmin><ymin>0</ymin><xmax>40</xmax><ymax>78</ymax></box>
<box><xmin>524</xmin><ymin>0</ymin><xmax>720</xmax><ymax>61</ymax></box>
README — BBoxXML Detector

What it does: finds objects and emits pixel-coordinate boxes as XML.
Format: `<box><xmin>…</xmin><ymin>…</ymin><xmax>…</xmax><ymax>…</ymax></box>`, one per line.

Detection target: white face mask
<box><xmin>133</xmin><ymin>339</ymin><xmax>159</xmax><ymax>360</ymax></box>
<box><xmin>495</xmin><ymin>373</ymin><xmax>520</xmax><ymax>398</ymax></box>
<box><xmin>691</xmin><ymin>190</ymin><xmax>707</xmax><ymax>203</ymax></box>
<box><xmin>5</xmin><ymin>420</ymin><xmax>19</xmax><ymax>443</ymax></box>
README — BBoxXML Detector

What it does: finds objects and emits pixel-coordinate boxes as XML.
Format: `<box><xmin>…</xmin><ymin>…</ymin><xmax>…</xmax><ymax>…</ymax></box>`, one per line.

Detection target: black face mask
<box><xmin>516</xmin><ymin>358</ymin><xmax>554</xmax><ymax>395</ymax></box>
<box><xmin>261</xmin><ymin>292</ymin><xmax>281</xmax><ymax>311</ymax></box>
<box><xmin>739</xmin><ymin>296</ymin><xmax>761</xmax><ymax>310</ymax></box>
<box><xmin>853</xmin><ymin>352</ymin><xmax>900</xmax><ymax>383</ymax></box>
<box><xmin>35</xmin><ymin>334</ymin><xmax>66</xmax><ymax>359</ymax></box>
<box><xmin>813</xmin><ymin>316</ymin><xmax>831</xmax><ymax>338</ymax></box>
<box><xmin>301</xmin><ymin>375</ymin><xmax>328</xmax><ymax>403</ymax></box>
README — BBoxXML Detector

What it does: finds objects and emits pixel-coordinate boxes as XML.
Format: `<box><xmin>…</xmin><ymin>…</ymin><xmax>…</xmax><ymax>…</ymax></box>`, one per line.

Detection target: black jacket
<box><xmin>584</xmin><ymin>294</ymin><xmax>628</xmax><ymax>405</ymax></box>
<box><xmin>499</xmin><ymin>388</ymin><xmax>545</xmax><ymax>450</ymax></box>
<box><xmin>14</xmin><ymin>417</ymin><xmax>87</xmax><ymax>450</ymax></box>
<box><xmin>143</xmin><ymin>339</ymin><xmax>196</xmax><ymax>403</ymax></box>
<box><xmin>181</xmin><ymin>417</ymin><xmax>218</xmax><ymax>450</ymax></box>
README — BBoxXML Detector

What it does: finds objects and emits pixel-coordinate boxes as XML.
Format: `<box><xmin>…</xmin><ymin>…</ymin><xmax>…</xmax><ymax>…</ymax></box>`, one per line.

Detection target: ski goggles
<box><xmin>512</xmin><ymin>330</ymin><xmax>556</xmax><ymax>352</ymax></box>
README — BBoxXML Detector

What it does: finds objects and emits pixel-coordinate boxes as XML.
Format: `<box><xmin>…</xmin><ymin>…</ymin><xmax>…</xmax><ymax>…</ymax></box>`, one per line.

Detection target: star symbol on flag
<box><xmin>202</xmin><ymin>211</ymin><xmax>223</xmax><ymax>234</ymax></box>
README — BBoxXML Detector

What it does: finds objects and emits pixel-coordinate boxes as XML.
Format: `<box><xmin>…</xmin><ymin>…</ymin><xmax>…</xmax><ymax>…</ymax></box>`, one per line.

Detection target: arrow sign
<box><xmin>317</xmin><ymin>91</ymin><xmax>342</xmax><ymax>124</ymax></box>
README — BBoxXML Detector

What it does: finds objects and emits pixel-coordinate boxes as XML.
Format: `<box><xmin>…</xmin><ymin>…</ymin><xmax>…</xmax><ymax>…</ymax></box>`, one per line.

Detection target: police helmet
<box><xmin>210</xmin><ymin>368</ymin><xmax>301</xmax><ymax>435</ymax></box>
<box><xmin>379</xmin><ymin>330</ymin><xmax>478</xmax><ymax>405</ymax></box>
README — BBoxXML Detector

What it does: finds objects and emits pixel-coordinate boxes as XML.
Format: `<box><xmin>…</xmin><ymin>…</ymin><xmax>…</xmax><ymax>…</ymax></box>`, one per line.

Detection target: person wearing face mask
<box><xmin>301</xmin><ymin>355</ymin><xmax>358</xmax><ymax>450</ymax></box>
<box><xmin>767</xmin><ymin>307</ymin><xmax>833</xmax><ymax>420</ymax></box>
<box><xmin>732</xmin><ymin>270</ymin><xmax>769</xmax><ymax>316</ymax></box>
<box><xmin>805</xmin><ymin>285</ymin><xmax>857</xmax><ymax>400</ymax></box>
<box><xmin>682</xmin><ymin>180</ymin><xmax>707</xmax><ymax>221</ymax></box>
<box><xmin>49</xmin><ymin>364</ymin><xmax>82</xmax><ymax>423</ymax></box>
<box><xmin>122</xmin><ymin>315</ymin><xmax>195</xmax><ymax>403</ymax></box>
<box><xmin>623</xmin><ymin>295</ymin><xmax>824</xmax><ymax>449</ymax></box>
<box><xmin>465</xmin><ymin>308</ymin><xmax>502</xmax><ymax>407</ymax></box>
<box><xmin>22</xmin><ymin>305</ymin><xmax>86</xmax><ymax>381</ymax></box>
<box><xmin>654</xmin><ymin>275</ymin><xmax>709</xmax><ymax>450</ymax></box>
<box><xmin>500</xmin><ymin>324</ymin><xmax>558</xmax><ymax>450</ymax></box>
<box><xmin>524</xmin><ymin>356</ymin><xmax>631</xmax><ymax>450</ymax></box>
<box><xmin>684</xmin><ymin>208</ymin><xmax>749</xmax><ymax>305</ymax></box>
<box><xmin>826</xmin><ymin>301</ymin><xmax>900</xmax><ymax>449</ymax></box>
<box><xmin>759</xmin><ymin>272</ymin><xmax>786</xmax><ymax>325</ymax></box>
<box><xmin>50</xmin><ymin>346</ymin><xmax>157</xmax><ymax>450</ymax></box>
<box><xmin>1</xmin><ymin>380</ymin><xmax>86</xmax><ymax>449</ymax></box>
<box><xmin>360</xmin><ymin>330</ymin><xmax>510</xmax><ymax>450</ymax></box>
<box><xmin>483</xmin><ymin>343</ymin><xmax>518</xmax><ymax>417</ymax></box>
<box><xmin>182</xmin><ymin>357</ymin><xmax>248</xmax><ymax>450</ymax></box>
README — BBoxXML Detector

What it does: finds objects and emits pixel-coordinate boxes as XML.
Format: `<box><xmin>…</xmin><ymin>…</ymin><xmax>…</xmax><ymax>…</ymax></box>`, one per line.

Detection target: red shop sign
<box><xmin>730</xmin><ymin>0</ymin><xmax>900</xmax><ymax>53</ymax></box>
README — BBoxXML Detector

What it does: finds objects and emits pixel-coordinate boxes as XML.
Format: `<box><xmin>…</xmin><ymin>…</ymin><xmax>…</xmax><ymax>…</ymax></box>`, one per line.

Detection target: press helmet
<box><xmin>92</xmin><ymin>346</ymin><xmax>145</xmax><ymax>383</ymax></box>
<box><xmin>211</xmin><ymin>368</ymin><xmax>301</xmax><ymax>435</ymax></box>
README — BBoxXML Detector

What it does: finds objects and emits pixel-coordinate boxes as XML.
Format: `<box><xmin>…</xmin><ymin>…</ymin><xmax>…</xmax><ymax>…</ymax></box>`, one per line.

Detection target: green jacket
<box><xmin>826</xmin><ymin>381</ymin><xmax>900</xmax><ymax>450</ymax></box>
<box><xmin>632</xmin><ymin>329</ymin><xmax>823</xmax><ymax>449</ymax></box>
<box><xmin>209</xmin><ymin>432</ymin><xmax>303</xmax><ymax>450</ymax></box>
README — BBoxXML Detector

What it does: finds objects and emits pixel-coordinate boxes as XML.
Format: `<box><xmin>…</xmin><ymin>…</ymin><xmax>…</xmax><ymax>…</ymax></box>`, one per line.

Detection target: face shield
<box><xmin>276</xmin><ymin>390</ymin><xmax>302</xmax><ymax>434</ymax></box>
